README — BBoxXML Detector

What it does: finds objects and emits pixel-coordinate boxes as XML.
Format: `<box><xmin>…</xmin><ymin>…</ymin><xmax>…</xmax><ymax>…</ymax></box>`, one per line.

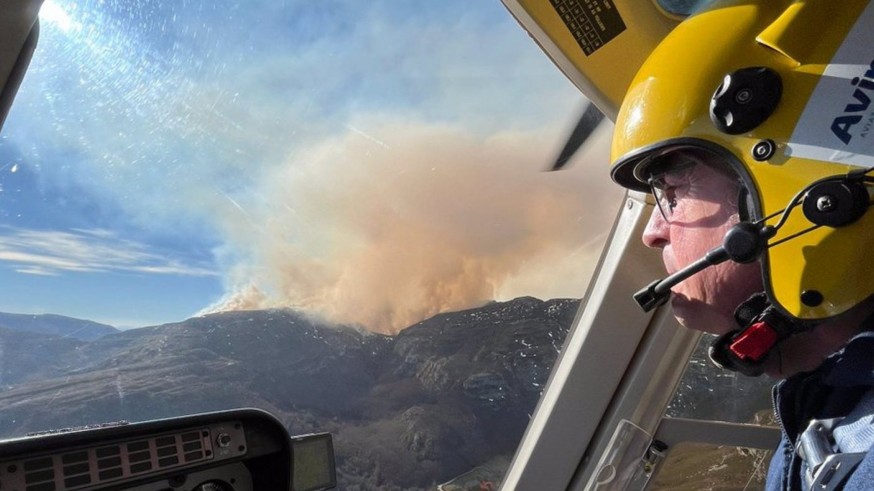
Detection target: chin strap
<box><xmin>708</xmin><ymin>293</ymin><xmax>813</xmax><ymax>376</ymax></box>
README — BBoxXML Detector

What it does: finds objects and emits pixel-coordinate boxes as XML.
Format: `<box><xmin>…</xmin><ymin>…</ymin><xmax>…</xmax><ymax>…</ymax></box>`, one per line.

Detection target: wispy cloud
<box><xmin>0</xmin><ymin>227</ymin><xmax>216</xmax><ymax>277</ymax></box>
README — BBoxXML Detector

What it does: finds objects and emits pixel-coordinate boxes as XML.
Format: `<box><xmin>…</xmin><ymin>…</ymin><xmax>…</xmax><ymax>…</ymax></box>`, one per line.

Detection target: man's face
<box><xmin>641</xmin><ymin>153</ymin><xmax>764</xmax><ymax>335</ymax></box>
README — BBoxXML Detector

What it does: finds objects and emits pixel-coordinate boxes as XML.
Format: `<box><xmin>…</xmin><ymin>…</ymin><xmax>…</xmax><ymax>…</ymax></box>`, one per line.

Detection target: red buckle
<box><xmin>729</xmin><ymin>321</ymin><xmax>777</xmax><ymax>362</ymax></box>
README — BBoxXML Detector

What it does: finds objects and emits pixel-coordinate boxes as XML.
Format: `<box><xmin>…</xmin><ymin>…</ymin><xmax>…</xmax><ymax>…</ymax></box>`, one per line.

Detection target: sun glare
<box><xmin>40</xmin><ymin>0</ymin><xmax>79</xmax><ymax>33</ymax></box>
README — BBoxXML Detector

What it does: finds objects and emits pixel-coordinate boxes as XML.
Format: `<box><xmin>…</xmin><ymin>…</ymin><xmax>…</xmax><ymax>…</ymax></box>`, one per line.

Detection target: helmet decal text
<box><xmin>830</xmin><ymin>61</ymin><xmax>874</xmax><ymax>145</ymax></box>
<box><xmin>789</xmin><ymin>2</ymin><xmax>874</xmax><ymax>167</ymax></box>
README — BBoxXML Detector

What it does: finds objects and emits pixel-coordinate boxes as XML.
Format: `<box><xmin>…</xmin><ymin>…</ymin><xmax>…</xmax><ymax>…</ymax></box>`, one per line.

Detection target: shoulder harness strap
<box><xmin>797</xmin><ymin>389</ymin><xmax>874</xmax><ymax>490</ymax></box>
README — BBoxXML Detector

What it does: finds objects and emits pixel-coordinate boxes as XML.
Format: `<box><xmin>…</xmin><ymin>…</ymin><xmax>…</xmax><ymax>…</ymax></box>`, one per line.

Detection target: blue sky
<box><xmin>0</xmin><ymin>0</ymin><xmax>620</xmax><ymax>330</ymax></box>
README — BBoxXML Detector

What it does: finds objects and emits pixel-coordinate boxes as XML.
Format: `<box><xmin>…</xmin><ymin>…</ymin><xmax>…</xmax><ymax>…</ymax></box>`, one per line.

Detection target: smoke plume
<box><xmin>202</xmin><ymin>118</ymin><xmax>621</xmax><ymax>334</ymax></box>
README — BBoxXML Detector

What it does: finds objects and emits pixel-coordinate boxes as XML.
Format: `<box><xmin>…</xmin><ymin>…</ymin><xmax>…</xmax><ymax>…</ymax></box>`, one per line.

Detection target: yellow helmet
<box><xmin>611</xmin><ymin>0</ymin><xmax>874</xmax><ymax>323</ymax></box>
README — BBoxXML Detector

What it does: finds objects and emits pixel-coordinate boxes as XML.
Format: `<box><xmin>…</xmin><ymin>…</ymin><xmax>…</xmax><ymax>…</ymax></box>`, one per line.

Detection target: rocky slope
<box><xmin>0</xmin><ymin>297</ymin><xmax>578</xmax><ymax>490</ymax></box>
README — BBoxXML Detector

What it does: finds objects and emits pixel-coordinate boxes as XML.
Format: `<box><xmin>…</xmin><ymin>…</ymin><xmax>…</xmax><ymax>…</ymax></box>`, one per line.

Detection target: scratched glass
<box><xmin>0</xmin><ymin>1</ymin><xmax>622</xmax><ymax>489</ymax></box>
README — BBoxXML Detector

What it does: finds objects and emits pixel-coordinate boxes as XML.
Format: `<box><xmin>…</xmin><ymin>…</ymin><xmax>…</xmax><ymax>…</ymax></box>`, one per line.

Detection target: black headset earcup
<box><xmin>734</xmin><ymin>292</ymin><xmax>769</xmax><ymax>327</ymax></box>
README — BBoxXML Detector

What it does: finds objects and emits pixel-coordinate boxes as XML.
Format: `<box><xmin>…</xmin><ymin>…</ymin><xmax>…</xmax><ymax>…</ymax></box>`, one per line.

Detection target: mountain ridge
<box><xmin>0</xmin><ymin>312</ymin><xmax>118</xmax><ymax>341</ymax></box>
<box><xmin>0</xmin><ymin>297</ymin><xmax>578</xmax><ymax>490</ymax></box>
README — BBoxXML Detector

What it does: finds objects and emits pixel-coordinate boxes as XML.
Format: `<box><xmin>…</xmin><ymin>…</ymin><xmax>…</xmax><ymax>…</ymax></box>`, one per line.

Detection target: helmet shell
<box><xmin>610</xmin><ymin>0</ymin><xmax>874</xmax><ymax>320</ymax></box>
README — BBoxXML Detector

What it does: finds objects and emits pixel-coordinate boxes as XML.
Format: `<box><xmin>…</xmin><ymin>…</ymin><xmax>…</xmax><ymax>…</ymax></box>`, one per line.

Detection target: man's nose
<box><xmin>642</xmin><ymin>207</ymin><xmax>669</xmax><ymax>249</ymax></box>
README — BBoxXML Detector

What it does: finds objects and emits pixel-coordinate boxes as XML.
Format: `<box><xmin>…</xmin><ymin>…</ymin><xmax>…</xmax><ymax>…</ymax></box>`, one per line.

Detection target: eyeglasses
<box><xmin>647</xmin><ymin>161</ymin><xmax>697</xmax><ymax>222</ymax></box>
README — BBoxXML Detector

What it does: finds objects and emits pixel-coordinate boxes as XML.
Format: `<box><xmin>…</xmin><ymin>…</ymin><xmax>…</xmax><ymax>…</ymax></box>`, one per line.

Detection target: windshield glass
<box><xmin>0</xmin><ymin>1</ymin><xmax>621</xmax><ymax>488</ymax></box>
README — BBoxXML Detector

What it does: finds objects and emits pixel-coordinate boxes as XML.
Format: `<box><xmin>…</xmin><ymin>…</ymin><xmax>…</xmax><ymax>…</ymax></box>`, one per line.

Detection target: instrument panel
<box><xmin>0</xmin><ymin>409</ymin><xmax>335</xmax><ymax>491</ymax></box>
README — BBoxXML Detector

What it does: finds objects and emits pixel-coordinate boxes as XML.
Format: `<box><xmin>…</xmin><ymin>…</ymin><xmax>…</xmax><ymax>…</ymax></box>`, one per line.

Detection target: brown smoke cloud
<box><xmin>202</xmin><ymin>117</ymin><xmax>622</xmax><ymax>334</ymax></box>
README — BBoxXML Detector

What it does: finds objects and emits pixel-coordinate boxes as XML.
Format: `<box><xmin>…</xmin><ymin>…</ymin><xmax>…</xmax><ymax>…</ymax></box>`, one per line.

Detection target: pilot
<box><xmin>605</xmin><ymin>1</ymin><xmax>874</xmax><ymax>489</ymax></box>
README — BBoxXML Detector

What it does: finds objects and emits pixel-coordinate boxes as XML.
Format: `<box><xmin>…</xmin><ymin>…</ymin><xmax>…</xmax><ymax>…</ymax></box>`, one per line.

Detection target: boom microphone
<box><xmin>633</xmin><ymin>246</ymin><xmax>729</xmax><ymax>311</ymax></box>
<box><xmin>633</xmin><ymin>221</ymin><xmax>775</xmax><ymax>312</ymax></box>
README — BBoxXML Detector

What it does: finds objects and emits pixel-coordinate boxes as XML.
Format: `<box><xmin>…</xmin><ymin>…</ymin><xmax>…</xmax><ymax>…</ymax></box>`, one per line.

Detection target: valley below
<box><xmin>0</xmin><ymin>297</ymin><xmax>578</xmax><ymax>490</ymax></box>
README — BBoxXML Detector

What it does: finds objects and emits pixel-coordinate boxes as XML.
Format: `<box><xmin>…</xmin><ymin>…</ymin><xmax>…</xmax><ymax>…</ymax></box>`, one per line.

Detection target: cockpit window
<box><xmin>0</xmin><ymin>0</ymin><xmax>621</xmax><ymax>488</ymax></box>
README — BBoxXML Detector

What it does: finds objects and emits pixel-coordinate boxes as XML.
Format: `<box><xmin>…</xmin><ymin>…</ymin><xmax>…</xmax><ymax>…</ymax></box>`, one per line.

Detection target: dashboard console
<box><xmin>0</xmin><ymin>409</ymin><xmax>335</xmax><ymax>491</ymax></box>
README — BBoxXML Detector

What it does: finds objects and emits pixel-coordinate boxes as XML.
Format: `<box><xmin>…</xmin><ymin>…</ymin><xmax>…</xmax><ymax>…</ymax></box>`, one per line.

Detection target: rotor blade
<box><xmin>550</xmin><ymin>103</ymin><xmax>605</xmax><ymax>171</ymax></box>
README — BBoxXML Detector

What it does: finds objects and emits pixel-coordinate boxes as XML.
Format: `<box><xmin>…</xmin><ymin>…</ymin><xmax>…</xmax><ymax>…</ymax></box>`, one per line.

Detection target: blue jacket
<box><xmin>766</xmin><ymin>331</ymin><xmax>874</xmax><ymax>490</ymax></box>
